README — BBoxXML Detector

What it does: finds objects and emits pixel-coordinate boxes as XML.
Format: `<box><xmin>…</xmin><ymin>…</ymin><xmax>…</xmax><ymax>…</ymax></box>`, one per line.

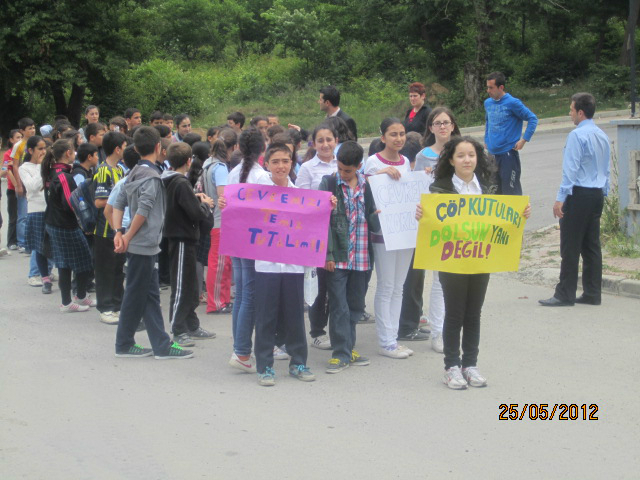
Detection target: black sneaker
<box><xmin>115</xmin><ymin>344</ymin><xmax>153</xmax><ymax>357</ymax></box>
<box><xmin>173</xmin><ymin>333</ymin><xmax>195</xmax><ymax>347</ymax></box>
<box><xmin>155</xmin><ymin>342</ymin><xmax>194</xmax><ymax>360</ymax></box>
<box><xmin>188</xmin><ymin>327</ymin><xmax>216</xmax><ymax>339</ymax></box>
<box><xmin>397</xmin><ymin>328</ymin><xmax>430</xmax><ymax>341</ymax></box>
<box><xmin>358</xmin><ymin>311</ymin><xmax>375</xmax><ymax>324</ymax></box>
<box><xmin>42</xmin><ymin>282</ymin><xmax>53</xmax><ymax>294</ymax></box>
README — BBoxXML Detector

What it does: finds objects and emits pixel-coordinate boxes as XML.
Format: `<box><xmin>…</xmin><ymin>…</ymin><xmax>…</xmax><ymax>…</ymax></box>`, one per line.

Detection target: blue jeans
<box><xmin>231</xmin><ymin>257</ymin><xmax>256</xmax><ymax>356</ymax></box>
<box><xmin>327</xmin><ymin>269</ymin><xmax>367</xmax><ymax>363</ymax></box>
<box><xmin>17</xmin><ymin>195</ymin><xmax>28</xmax><ymax>247</ymax></box>
<box><xmin>494</xmin><ymin>149</ymin><xmax>522</xmax><ymax>195</ymax></box>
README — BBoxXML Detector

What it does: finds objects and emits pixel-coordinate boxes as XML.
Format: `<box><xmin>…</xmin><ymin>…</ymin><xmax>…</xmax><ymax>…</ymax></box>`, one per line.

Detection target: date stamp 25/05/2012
<box><xmin>498</xmin><ymin>404</ymin><xmax>599</xmax><ymax>421</ymax></box>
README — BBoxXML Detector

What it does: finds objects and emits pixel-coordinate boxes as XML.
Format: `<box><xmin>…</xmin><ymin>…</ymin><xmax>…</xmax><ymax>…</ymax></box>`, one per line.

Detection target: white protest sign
<box><xmin>368</xmin><ymin>171</ymin><xmax>433</xmax><ymax>250</ymax></box>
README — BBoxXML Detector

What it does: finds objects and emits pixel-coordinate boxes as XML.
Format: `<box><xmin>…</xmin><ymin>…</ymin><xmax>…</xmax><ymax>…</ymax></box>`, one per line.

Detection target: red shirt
<box><xmin>3</xmin><ymin>149</ymin><xmax>15</xmax><ymax>190</ymax></box>
<box><xmin>408</xmin><ymin>109</ymin><xmax>417</xmax><ymax>122</ymax></box>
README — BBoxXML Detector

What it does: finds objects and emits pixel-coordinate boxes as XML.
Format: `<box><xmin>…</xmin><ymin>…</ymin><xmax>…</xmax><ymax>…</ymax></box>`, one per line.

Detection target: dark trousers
<box><xmin>495</xmin><ymin>150</ymin><xmax>522</xmax><ymax>195</ymax></box>
<box><xmin>94</xmin><ymin>235</ymin><xmax>125</xmax><ymax>313</ymax></box>
<box><xmin>554</xmin><ymin>187</ymin><xmax>604</xmax><ymax>303</ymax></box>
<box><xmin>59</xmin><ymin>268</ymin><xmax>90</xmax><ymax>306</ymax></box>
<box><xmin>158</xmin><ymin>236</ymin><xmax>171</xmax><ymax>285</ymax></box>
<box><xmin>254</xmin><ymin>272</ymin><xmax>307</xmax><ymax>373</ymax></box>
<box><xmin>35</xmin><ymin>251</ymin><xmax>49</xmax><ymax>278</ymax></box>
<box><xmin>308</xmin><ymin>267</ymin><xmax>329</xmax><ymax>337</ymax></box>
<box><xmin>398</xmin><ymin>252</ymin><xmax>425</xmax><ymax>336</ymax></box>
<box><xmin>168</xmin><ymin>240</ymin><xmax>200</xmax><ymax>335</ymax></box>
<box><xmin>327</xmin><ymin>269</ymin><xmax>367</xmax><ymax>363</ymax></box>
<box><xmin>115</xmin><ymin>253</ymin><xmax>171</xmax><ymax>354</ymax></box>
<box><xmin>6</xmin><ymin>189</ymin><xmax>17</xmax><ymax>246</ymax></box>
<box><xmin>439</xmin><ymin>272</ymin><xmax>490</xmax><ymax>369</ymax></box>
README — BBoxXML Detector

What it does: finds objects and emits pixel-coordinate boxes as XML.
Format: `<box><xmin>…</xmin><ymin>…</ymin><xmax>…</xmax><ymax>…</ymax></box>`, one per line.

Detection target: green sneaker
<box><xmin>115</xmin><ymin>344</ymin><xmax>153</xmax><ymax>358</ymax></box>
<box><xmin>155</xmin><ymin>342</ymin><xmax>194</xmax><ymax>360</ymax></box>
<box><xmin>257</xmin><ymin>367</ymin><xmax>276</xmax><ymax>386</ymax></box>
<box><xmin>326</xmin><ymin>358</ymin><xmax>349</xmax><ymax>374</ymax></box>
<box><xmin>289</xmin><ymin>364</ymin><xmax>316</xmax><ymax>382</ymax></box>
<box><xmin>350</xmin><ymin>350</ymin><xmax>370</xmax><ymax>366</ymax></box>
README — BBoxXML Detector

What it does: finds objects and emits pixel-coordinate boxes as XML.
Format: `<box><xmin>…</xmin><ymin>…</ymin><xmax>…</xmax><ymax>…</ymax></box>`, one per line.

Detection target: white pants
<box><xmin>372</xmin><ymin>245</ymin><xmax>413</xmax><ymax>348</ymax></box>
<box><xmin>427</xmin><ymin>271</ymin><xmax>445</xmax><ymax>334</ymax></box>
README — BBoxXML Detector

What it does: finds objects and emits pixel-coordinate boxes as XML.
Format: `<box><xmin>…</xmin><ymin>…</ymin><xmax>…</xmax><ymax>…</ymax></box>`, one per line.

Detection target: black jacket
<box><xmin>161</xmin><ymin>171</ymin><xmax>211</xmax><ymax>242</ymax></box>
<box><xmin>429</xmin><ymin>175</ymin><xmax>497</xmax><ymax>195</ymax></box>
<box><xmin>403</xmin><ymin>105</ymin><xmax>432</xmax><ymax>136</ymax></box>
<box><xmin>45</xmin><ymin>163</ymin><xmax>79</xmax><ymax>229</ymax></box>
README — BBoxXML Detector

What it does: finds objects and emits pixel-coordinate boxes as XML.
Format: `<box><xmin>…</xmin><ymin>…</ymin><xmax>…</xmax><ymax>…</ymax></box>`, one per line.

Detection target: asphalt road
<box><xmin>1</xmin><ymin>245</ymin><xmax>639</xmax><ymax>479</ymax></box>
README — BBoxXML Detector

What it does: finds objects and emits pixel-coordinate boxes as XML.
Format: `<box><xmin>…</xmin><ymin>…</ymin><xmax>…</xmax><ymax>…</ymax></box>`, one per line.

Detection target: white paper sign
<box><xmin>369</xmin><ymin>171</ymin><xmax>433</xmax><ymax>250</ymax></box>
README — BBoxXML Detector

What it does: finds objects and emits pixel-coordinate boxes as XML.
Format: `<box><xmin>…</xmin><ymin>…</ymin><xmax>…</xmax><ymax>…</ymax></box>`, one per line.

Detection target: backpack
<box><xmin>69</xmin><ymin>178</ymin><xmax>98</xmax><ymax>233</ymax></box>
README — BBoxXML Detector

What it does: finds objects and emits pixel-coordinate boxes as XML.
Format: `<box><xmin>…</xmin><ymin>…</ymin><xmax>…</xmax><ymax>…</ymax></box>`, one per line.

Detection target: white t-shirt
<box><xmin>227</xmin><ymin>160</ymin><xmax>270</xmax><ymax>185</ymax></box>
<box><xmin>253</xmin><ymin>176</ymin><xmax>304</xmax><ymax>274</ymax></box>
<box><xmin>364</xmin><ymin>153</ymin><xmax>411</xmax><ymax>176</ymax></box>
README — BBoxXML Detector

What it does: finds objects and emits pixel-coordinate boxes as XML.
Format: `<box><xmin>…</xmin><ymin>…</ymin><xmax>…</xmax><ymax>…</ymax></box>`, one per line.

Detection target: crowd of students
<box><xmin>1</xmin><ymin>84</ymin><xmax>531</xmax><ymax>388</ymax></box>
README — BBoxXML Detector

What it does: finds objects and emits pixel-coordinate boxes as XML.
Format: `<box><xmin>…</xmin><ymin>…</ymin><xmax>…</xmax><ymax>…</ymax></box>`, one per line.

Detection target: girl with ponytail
<box><xmin>43</xmin><ymin>139</ymin><xmax>96</xmax><ymax>313</ymax></box>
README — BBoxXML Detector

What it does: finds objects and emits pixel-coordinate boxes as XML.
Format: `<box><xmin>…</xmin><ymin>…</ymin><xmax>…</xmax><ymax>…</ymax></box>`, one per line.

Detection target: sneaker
<box><xmin>41</xmin><ymin>282</ymin><xmax>53</xmax><ymax>294</ymax></box>
<box><xmin>0</xmin><ymin>248</ymin><xmax>8</xmax><ymax>257</ymax></box>
<box><xmin>188</xmin><ymin>327</ymin><xmax>216</xmax><ymax>339</ymax></box>
<box><xmin>310</xmin><ymin>334</ymin><xmax>331</xmax><ymax>350</ymax></box>
<box><xmin>173</xmin><ymin>333</ymin><xmax>195</xmax><ymax>347</ymax></box>
<box><xmin>443</xmin><ymin>366</ymin><xmax>468</xmax><ymax>390</ymax></box>
<box><xmin>462</xmin><ymin>367</ymin><xmax>487</xmax><ymax>387</ymax></box>
<box><xmin>397</xmin><ymin>345</ymin><xmax>414</xmax><ymax>356</ymax></box>
<box><xmin>100</xmin><ymin>311</ymin><xmax>119</xmax><ymax>325</ymax></box>
<box><xmin>378</xmin><ymin>345</ymin><xmax>409</xmax><ymax>359</ymax></box>
<box><xmin>28</xmin><ymin>276</ymin><xmax>43</xmax><ymax>287</ymax></box>
<box><xmin>49</xmin><ymin>271</ymin><xmax>58</xmax><ymax>282</ymax></box>
<box><xmin>74</xmin><ymin>294</ymin><xmax>97</xmax><ymax>307</ymax></box>
<box><xmin>326</xmin><ymin>358</ymin><xmax>350</xmax><ymax>374</ymax></box>
<box><xmin>155</xmin><ymin>342</ymin><xmax>194</xmax><ymax>360</ymax></box>
<box><xmin>208</xmin><ymin>303</ymin><xmax>233</xmax><ymax>314</ymax></box>
<box><xmin>229</xmin><ymin>352</ymin><xmax>257</xmax><ymax>373</ymax></box>
<box><xmin>18</xmin><ymin>246</ymin><xmax>27</xmax><ymax>254</ymax></box>
<box><xmin>115</xmin><ymin>344</ymin><xmax>153</xmax><ymax>358</ymax></box>
<box><xmin>8</xmin><ymin>244</ymin><xmax>18</xmax><ymax>251</ymax></box>
<box><xmin>273</xmin><ymin>346</ymin><xmax>290</xmax><ymax>360</ymax></box>
<box><xmin>419</xmin><ymin>315</ymin><xmax>429</xmax><ymax>327</ymax></box>
<box><xmin>350</xmin><ymin>350</ymin><xmax>370</xmax><ymax>366</ymax></box>
<box><xmin>289</xmin><ymin>364</ymin><xmax>316</xmax><ymax>382</ymax></box>
<box><xmin>358</xmin><ymin>311</ymin><xmax>375</xmax><ymax>324</ymax></box>
<box><xmin>199</xmin><ymin>292</ymin><xmax>207</xmax><ymax>304</ymax></box>
<box><xmin>431</xmin><ymin>333</ymin><xmax>444</xmax><ymax>353</ymax></box>
<box><xmin>257</xmin><ymin>366</ymin><xmax>276</xmax><ymax>386</ymax></box>
<box><xmin>397</xmin><ymin>328</ymin><xmax>429</xmax><ymax>341</ymax></box>
<box><xmin>60</xmin><ymin>302</ymin><xmax>90</xmax><ymax>313</ymax></box>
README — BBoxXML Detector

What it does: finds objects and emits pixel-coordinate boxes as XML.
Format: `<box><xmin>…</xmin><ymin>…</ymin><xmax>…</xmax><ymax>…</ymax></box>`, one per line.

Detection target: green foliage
<box><xmin>588</xmin><ymin>64</ymin><xmax>633</xmax><ymax>99</ymax></box>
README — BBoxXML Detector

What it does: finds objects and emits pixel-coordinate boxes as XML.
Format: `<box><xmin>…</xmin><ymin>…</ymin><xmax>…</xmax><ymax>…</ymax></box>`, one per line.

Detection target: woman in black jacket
<box><xmin>403</xmin><ymin>82</ymin><xmax>432</xmax><ymax>135</ymax></box>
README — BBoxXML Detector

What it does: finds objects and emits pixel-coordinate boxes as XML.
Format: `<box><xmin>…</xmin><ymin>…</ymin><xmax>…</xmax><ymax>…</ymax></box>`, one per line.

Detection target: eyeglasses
<box><xmin>432</xmin><ymin>121</ymin><xmax>452</xmax><ymax>127</ymax></box>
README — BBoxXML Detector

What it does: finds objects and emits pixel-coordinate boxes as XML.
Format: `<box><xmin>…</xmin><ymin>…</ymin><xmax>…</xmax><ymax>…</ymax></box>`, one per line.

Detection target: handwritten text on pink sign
<box><xmin>219</xmin><ymin>183</ymin><xmax>332</xmax><ymax>267</ymax></box>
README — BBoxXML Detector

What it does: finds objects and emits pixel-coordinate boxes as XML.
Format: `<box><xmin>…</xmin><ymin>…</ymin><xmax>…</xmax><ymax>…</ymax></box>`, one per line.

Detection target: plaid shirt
<box><xmin>335</xmin><ymin>173</ymin><xmax>369</xmax><ymax>271</ymax></box>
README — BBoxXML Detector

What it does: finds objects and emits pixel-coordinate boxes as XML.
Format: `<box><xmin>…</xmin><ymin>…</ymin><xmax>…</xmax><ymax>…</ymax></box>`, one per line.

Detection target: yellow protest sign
<box><xmin>414</xmin><ymin>194</ymin><xmax>529</xmax><ymax>273</ymax></box>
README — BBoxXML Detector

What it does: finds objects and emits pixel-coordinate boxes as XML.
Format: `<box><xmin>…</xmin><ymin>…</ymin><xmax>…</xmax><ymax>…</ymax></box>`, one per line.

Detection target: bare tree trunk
<box><xmin>463</xmin><ymin>0</ymin><xmax>492</xmax><ymax>112</ymax></box>
<box><xmin>620</xmin><ymin>0</ymin><xmax>640</xmax><ymax>66</ymax></box>
<box><xmin>49</xmin><ymin>82</ymin><xmax>85</xmax><ymax>128</ymax></box>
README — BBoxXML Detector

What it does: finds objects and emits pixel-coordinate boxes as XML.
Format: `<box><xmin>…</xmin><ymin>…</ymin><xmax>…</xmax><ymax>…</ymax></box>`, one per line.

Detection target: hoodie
<box><xmin>113</xmin><ymin>160</ymin><xmax>165</xmax><ymax>255</ymax></box>
<box><xmin>161</xmin><ymin>170</ymin><xmax>211</xmax><ymax>243</ymax></box>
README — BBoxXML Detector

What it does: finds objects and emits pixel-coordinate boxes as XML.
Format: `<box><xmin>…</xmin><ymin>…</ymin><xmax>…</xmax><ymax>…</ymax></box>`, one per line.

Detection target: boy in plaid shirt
<box><xmin>319</xmin><ymin>141</ymin><xmax>380</xmax><ymax>374</ymax></box>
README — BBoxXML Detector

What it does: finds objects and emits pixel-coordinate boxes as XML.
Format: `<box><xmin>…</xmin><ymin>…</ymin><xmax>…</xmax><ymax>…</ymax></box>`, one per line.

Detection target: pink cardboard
<box><xmin>219</xmin><ymin>183</ymin><xmax>332</xmax><ymax>267</ymax></box>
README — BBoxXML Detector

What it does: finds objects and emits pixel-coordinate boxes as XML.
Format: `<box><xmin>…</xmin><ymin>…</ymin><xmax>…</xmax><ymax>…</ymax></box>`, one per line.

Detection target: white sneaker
<box><xmin>49</xmin><ymin>271</ymin><xmax>58</xmax><ymax>282</ymax></box>
<box><xmin>60</xmin><ymin>302</ymin><xmax>90</xmax><ymax>313</ymax></box>
<box><xmin>100</xmin><ymin>311</ymin><xmax>119</xmax><ymax>325</ymax></box>
<box><xmin>431</xmin><ymin>333</ymin><xmax>444</xmax><ymax>353</ymax></box>
<box><xmin>378</xmin><ymin>345</ymin><xmax>409</xmax><ymax>359</ymax></box>
<box><xmin>0</xmin><ymin>248</ymin><xmax>8</xmax><ymax>257</ymax></box>
<box><xmin>462</xmin><ymin>366</ymin><xmax>487</xmax><ymax>387</ymax></box>
<box><xmin>419</xmin><ymin>315</ymin><xmax>429</xmax><ymax>327</ymax></box>
<box><xmin>397</xmin><ymin>345</ymin><xmax>414</xmax><ymax>356</ymax></box>
<box><xmin>28</xmin><ymin>276</ymin><xmax>43</xmax><ymax>287</ymax></box>
<box><xmin>75</xmin><ymin>294</ymin><xmax>97</xmax><ymax>307</ymax></box>
<box><xmin>273</xmin><ymin>346</ymin><xmax>290</xmax><ymax>360</ymax></box>
<box><xmin>228</xmin><ymin>352</ymin><xmax>257</xmax><ymax>373</ymax></box>
<box><xmin>310</xmin><ymin>334</ymin><xmax>332</xmax><ymax>350</ymax></box>
<box><xmin>443</xmin><ymin>366</ymin><xmax>468</xmax><ymax>389</ymax></box>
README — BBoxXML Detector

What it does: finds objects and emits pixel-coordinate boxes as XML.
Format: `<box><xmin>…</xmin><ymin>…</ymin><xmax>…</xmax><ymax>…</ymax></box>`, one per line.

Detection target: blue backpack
<box><xmin>69</xmin><ymin>178</ymin><xmax>98</xmax><ymax>233</ymax></box>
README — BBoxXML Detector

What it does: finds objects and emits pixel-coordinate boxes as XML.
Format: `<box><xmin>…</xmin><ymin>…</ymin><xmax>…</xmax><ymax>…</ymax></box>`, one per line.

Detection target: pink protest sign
<box><xmin>219</xmin><ymin>183</ymin><xmax>332</xmax><ymax>267</ymax></box>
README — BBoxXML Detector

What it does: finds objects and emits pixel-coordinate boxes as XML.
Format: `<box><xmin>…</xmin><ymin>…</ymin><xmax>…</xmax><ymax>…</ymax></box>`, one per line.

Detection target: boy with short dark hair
<box><xmin>320</xmin><ymin>141</ymin><xmax>379</xmax><ymax>373</ymax></box>
<box><xmin>93</xmin><ymin>131</ymin><xmax>127</xmax><ymax>325</ymax></box>
<box><xmin>112</xmin><ymin>126</ymin><xmax>192</xmax><ymax>359</ymax></box>
<box><xmin>226</xmin><ymin>112</ymin><xmax>245</xmax><ymax>134</ymax></box>
<box><xmin>163</xmin><ymin>114</ymin><xmax>174</xmax><ymax>131</ymax></box>
<box><xmin>72</xmin><ymin>143</ymin><xmax>99</xmax><ymax>185</ymax></box>
<box><xmin>123</xmin><ymin>108</ymin><xmax>142</xmax><ymax>132</ymax></box>
<box><xmin>85</xmin><ymin>122</ymin><xmax>107</xmax><ymax>164</ymax></box>
<box><xmin>150</xmin><ymin>111</ymin><xmax>164</xmax><ymax>126</ymax></box>
<box><xmin>162</xmin><ymin>142</ymin><xmax>216</xmax><ymax>346</ymax></box>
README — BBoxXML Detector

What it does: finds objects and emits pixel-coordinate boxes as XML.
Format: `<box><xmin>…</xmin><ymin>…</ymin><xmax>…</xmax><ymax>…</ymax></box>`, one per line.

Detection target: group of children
<box><xmin>1</xmin><ymin>104</ymin><xmax>531</xmax><ymax>389</ymax></box>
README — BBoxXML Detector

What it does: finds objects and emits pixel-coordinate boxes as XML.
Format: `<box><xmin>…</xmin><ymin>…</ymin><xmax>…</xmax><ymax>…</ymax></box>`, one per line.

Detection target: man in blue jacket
<box><xmin>484</xmin><ymin>72</ymin><xmax>538</xmax><ymax>195</ymax></box>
